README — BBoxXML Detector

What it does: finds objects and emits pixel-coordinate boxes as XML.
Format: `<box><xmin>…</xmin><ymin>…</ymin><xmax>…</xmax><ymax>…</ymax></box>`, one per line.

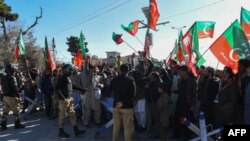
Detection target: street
<box><xmin>0</xmin><ymin>102</ymin><xmax>181</xmax><ymax>141</ymax></box>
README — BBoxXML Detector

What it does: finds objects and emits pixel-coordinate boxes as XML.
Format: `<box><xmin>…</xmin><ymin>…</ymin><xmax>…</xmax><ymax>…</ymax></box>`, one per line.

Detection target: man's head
<box><xmin>120</xmin><ymin>64</ymin><xmax>129</xmax><ymax>74</ymax></box>
<box><xmin>204</xmin><ymin>66</ymin><xmax>214</xmax><ymax>78</ymax></box>
<box><xmin>5</xmin><ymin>64</ymin><xmax>17</xmax><ymax>75</ymax></box>
<box><xmin>149</xmin><ymin>72</ymin><xmax>160</xmax><ymax>82</ymax></box>
<box><xmin>238</xmin><ymin>59</ymin><xmax>250</xmax><ymax>74</ymax></box>
<box><xmin>222</xmin><ymin>67</ymin><xmax>234</xmax><ymax>83</ymax></box>
<box><xmin>90</xmin><ymin>65</ymin><xmax>99</xmax><ymax>75</ymax></box>
<box><xmin>62</xmin><ymin>64</ymin><xmax>74</xmax><ymax>76</ymax></box>
<box><xmin>178</xmin><ymin>65</ymin><xmax>189</xmax><ymax>79</ymax></box>
<box><xmin>198</xmin><ymin>65</ymin><xmax>205</xmax><ymax>75</ymax></box>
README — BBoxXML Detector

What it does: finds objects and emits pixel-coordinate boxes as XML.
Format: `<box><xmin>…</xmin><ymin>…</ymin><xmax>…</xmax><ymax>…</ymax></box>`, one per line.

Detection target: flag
<box><xmin>15</xmin><ymin>29</ymin><xmax>26</xmax><ymax>58</ymax></box>
<box><xmin>15</xmin><ymin>44</ymin><xmax>20</xmax><ymax>58</ymax></box>
<box><xmin>144</xmin><ymin>33</ymin><xmax>151</xmax><ymax>59</ymax></box>
<box><xmin>210</xmin><ymin>20</ymin><xmax>250</xmax><ymax>73</ymax></box>
<box><xmin>182</xmin><ymin>23</ymin><xmax>205</xmax><ymax>76</ymax></box>
<box><xmin>121</xmin><ymin>20</ymin><xmax>139</xmax><ymax>36</ymax></box>
<box><xmin>74</xmin><ymin>49</ymin><xmax>84</xmax><ymax>71</ymax></box>
<box><xmin>112</xmin><ymin>32</ymin><xmax>123</xmax><ymax>45</ymax></box>
<box><xmin>79</xmin><ymin>31</ymin><xmax>87</xmax><ymax>59</ymax></box>
<box><xmin>149</xmin><ymin>0</ymin><xmax>160</xmax><ymax>31</ymax></box>
<box><xmin>170</xmin><ymin>39</ymin><xmax>178</xmax><ymax>61</ymax></box>
<box><xmin>196</xmin><ymin>21</ymin><xmax>215</xmax><ymax>39</ymax></box>
<box><xmin>177</xmin><ymin>30</ymin><xmax>185</xmax><ymax>63</ymax></box>
<box><xmin>45</xmin><ymin>37</ymin><xmax>56</xmax><ymax>71</ymax></box>
<box><xmin>241</xmin><ymin>7</ymin><xmax>250</xmax><ymax>40</ymax></box>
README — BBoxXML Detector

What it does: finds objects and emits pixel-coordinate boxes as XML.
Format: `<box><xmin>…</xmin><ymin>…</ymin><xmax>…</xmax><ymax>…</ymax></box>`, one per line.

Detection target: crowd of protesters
<box><xmin>0</xmin><ymin>56</ymin><xmax>250</xmax><ymax>141</ymax></box>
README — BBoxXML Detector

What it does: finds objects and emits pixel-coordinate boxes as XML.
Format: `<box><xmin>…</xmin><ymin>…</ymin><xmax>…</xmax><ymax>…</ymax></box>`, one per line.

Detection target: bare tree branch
<box><xmin>22</xmin><ymin>7</ymin><xmax>43</xmax><ymax>35</ymax></box>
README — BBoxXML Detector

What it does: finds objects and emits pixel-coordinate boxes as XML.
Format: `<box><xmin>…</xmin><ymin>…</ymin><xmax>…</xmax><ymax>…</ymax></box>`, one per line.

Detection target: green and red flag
<box><xmin>79</xmin><ymin>31</ymin><xmax>87</xmax><ymax>59</ymax></box>
<box><xmin>149</xmin><ymin>0</ymin><xmax>160</xmax><ymax>31</ymax></box>
<box><xmin>15</xmin><ymin>29</ymin><xmax>26</xmax><ymax>58</ymax></box>
<box><xmin>121</xmin><ymin>20</ymin><xmax>139</xmax><ymax>36</ymax></box>
<box><xmin>196</xmin><ymin>21</ymin><xmax>215</xmax><ymax>39</ymax></box>
<box><xmin>45</xmin><ymin>37</ymin><xmax>56</xmax><ymax>71</ymax></box>
<box><xmin>112</xmin><ymin>32</ymin><xmax>124</xmax><ymax>45</ymax></box>
<box><xmin>177</xmin><ymin>30</ymin><xmax>185</xmax><ymax>63</ymax></box>
<box><xmin>210</xmin><ymin>20</ymin><xmax>250</xmax><ymax>73</ymax></box>
<box><xmin>170</xmin><ymin>39</ymin><xmax>178</xmax><ymax>61</ymax></box>
<box><xmin>182</xmin><ymin>23</ymin><xmax>206</xmax><ymax>76</ymax></box>
<box><xmin>241</xmin><ymin>7</ymin><xmax>250</xmax><ymax>40</ymax></box>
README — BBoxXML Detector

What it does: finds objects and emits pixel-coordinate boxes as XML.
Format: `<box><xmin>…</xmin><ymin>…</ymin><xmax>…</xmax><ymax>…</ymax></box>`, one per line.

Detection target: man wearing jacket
<box><xmin>56</xmin><ymin>64</ymin><xmax>87</xmax><ymax>138</ymax></box>
<box><xmin>109</xmin><ymin>64</ymin><xmax>136</xmax><ymax>141</ymax></box>
<box><xmin>0</xmin><ymin>64</ymin><xmax>25</xmax><ymax>130</ymax></box>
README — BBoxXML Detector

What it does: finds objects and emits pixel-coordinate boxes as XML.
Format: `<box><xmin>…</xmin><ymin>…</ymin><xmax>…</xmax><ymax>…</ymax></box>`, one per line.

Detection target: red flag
<box><xmin>182</xmin><ymin>24</ymin><xmax>198</xmax><ymax>76</ymax></box>
<box><xmin>74</xmin><ymin>49</ymin><xmax>84</xmax><ymax>71</ymax></box>
<box><xmin>15</xmin><ymin>44</ymin><xmax>20</xmax><ymax>58</ymax></box>
<box><xmin>45</xmin><ymin>37</ymin><xmax>56</xmax><ymax>71</ymax></box>
<box><xmin>177</xmin><ymin>44</ymin><xmax>184</xmax><ymax>63</ymax></box>
<box><xmin>48</xmin><ymin>50</ymin><xmax>56</xmax><ymax>71</ymax></box>
<box><xmin>149</xmin><ymin>0</ymin><xmax>160</xmax><ymax>31</ymax></box>
<box><xmin>241</xmin><ymin>7</ymin><xmax>250</xmax><ymax>40</ymax></box>
<box><xmin>177</xmin><ymin>30</ymin><xmax>185</xmax><ymax>63</ymax></box>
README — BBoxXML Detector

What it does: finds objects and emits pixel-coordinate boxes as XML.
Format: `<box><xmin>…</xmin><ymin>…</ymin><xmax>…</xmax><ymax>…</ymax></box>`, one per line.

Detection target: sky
<box><xmin>5</xmin><ymin>0</ymin><xmax>250</xmax><ymax>68</ymax></box>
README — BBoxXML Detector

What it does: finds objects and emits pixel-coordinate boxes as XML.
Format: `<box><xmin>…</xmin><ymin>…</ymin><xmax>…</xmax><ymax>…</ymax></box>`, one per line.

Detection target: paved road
<box><xmin>0</xmin><ymin>102</ymin><xmax>182</xmax><ymax>141</ymax></box>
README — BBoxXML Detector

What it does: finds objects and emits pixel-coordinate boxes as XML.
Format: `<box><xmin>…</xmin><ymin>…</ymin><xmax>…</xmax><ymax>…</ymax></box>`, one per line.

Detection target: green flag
<box><xmin>241</xmin><ymin>7</ymin><xmax>250</xmax><ymax>40</ymax></box>
<box><xmin>196</xmin><ymin>21</ymin><xmax>215</xmax><ymax>39</ymax></box>
<box><xmin>17</xmin><ymin>29</ymin><xmax>26</xmax><ymax>55</ymax></box>
<box><xmin>79</xmin><ymin>31</ymin><xmax>86</xmax><ymax>59</ymax></box>
<box><xmin>210</xmin><ymin>20</ymin><xmax>250</xmax><ymax>72</ymax></box>
<box><xmin>182</xmin><ymin>23</ymin><xmax>205</xmax><ymax>76</ymax></box>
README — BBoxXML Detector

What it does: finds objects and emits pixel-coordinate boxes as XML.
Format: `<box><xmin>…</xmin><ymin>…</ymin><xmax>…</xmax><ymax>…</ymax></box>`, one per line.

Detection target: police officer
<box><xmin>56</xmin><ymin>64</ymin><xmax>87</xmax><ymax>138</ymax></box>
<box><xmin>0</xmin><ymin>64</ymin><xmax>25</xmax><ymax>130</ymax></box>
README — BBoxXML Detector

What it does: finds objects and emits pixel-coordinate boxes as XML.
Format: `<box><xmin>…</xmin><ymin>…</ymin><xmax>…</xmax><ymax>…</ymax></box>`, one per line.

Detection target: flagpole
<box><xmin>123</xmin><ymin>40</ymin><xmax>140</xmax><ymax>54</ymax></box>
<box><xmin>216</xmin><ymin>60</ymin><xmax>220</xmax><ymax>70</ymax></box>
<box><xmin>135</xmin><ymin>35</ymin><xmax>144</xmax><ymax>48</ymax></box>
<box><xmin>167</xmin><ymin>26</ymin><xmax>186</xmax><ymax>62</ymax></box>
<box><xmin>24</xmin><ymin>55</ymin><xmax>32</xmax><ymax>78</ymax></box>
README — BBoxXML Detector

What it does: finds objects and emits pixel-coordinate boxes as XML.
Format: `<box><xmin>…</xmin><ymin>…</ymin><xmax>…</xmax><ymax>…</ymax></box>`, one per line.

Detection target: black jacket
<box><xmin>56</xmin><ymin>74</ymin><xmax>72</xmax><ymax>100</ymax></box>
<box><xmin>109</xmin><ymin>74</ymin><xmax>136</xmax><ymax>109</ymax></box>
<box><xmin>41</xmin><ymin>75</ymin><xmax>53</xmax><ymax>95</ymax></box>
<box><xmin>1</xmin><ymin>75</ymin><xmax>19</xmax><ymax>97</ymax></box>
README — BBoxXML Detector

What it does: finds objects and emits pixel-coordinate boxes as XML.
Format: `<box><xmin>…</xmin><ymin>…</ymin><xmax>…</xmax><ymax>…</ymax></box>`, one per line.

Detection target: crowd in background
<box><xmin>1</xmin><ymin>57</ymin><xmax>250</xmax><ymax>141</ymax></box>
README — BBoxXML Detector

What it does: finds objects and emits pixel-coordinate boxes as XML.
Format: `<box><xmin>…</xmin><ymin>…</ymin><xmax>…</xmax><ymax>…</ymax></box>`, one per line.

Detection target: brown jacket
<box><xmin>156</xmin><ymin>93</ymin><xmax>170</xmax><ymax>127</ymax></box>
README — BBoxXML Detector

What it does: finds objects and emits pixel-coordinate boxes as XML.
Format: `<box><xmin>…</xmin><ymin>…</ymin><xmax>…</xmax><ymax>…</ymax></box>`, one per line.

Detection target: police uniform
<box><xmin>0</xmin><ymin>64</ymin><xmax>25</xmax><ymax>130</ymax></box>
<box><xmin>56</xmin><ymin>64</ymin><xmax>86</xmax><ymax>138</ymax></box>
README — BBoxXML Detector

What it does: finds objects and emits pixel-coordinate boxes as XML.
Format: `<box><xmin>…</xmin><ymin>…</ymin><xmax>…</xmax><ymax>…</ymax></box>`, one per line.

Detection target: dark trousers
<box><xmin>44</xmin><ymin>93</ymin><xmax>52</xmax><ymax>116</ymax></box>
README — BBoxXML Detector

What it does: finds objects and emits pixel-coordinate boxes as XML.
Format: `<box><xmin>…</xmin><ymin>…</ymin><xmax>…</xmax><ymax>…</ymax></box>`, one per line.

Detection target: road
<box><xmin>0</xmin><ymin>102</ymin><xmax>181</xmax><ymax>141</ymax></box>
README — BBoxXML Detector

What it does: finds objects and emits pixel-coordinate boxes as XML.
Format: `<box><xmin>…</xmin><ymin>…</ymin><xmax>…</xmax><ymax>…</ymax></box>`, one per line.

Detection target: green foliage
<box><xmin>0</xmin><ymin>0</ymin><xmax>19</xmax><ymax>22</ymax></box>
<box><xmin>66</xmin><ymin>36</ymin><xmax>89</xmax><ymax>55</ymax></box>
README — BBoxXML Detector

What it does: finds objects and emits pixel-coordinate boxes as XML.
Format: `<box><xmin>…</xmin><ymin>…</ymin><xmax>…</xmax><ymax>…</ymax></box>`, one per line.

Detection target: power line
<box><xmin>46</xmin><ymin>0</ymin><xmax>120</xmax><ymax>35</ymax></box>
<box><xmin>47</xmin><ymin>0</ymin><xmax>131</xmax><ymax>37</ymax></box>
<box><xmin>159</xmin><ymin>0</ymin><xmax>224</xmax><ymax>20</ymax></box>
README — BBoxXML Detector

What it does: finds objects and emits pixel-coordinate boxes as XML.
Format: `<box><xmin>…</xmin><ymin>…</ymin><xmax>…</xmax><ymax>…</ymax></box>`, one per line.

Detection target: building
<box><xmin>105</xmin><ymin>51</ymin><xmax>120</xmax><ymax>67</ymax></box>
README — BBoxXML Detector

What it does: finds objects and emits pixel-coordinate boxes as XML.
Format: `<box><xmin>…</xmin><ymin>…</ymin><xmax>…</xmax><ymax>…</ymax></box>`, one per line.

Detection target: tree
<box><xmin>66</xmin><ymin>36</ymin><xmax>88</xmax><ymax>56</ymax></box>
<box><xmin>0</xmin><ymin>0</ymin><xmax>43</xmax><ymax>65</ymax></box>
<box><xmin>0</xmin><ymin>0</ymin><xmax>42</xmax><ymax>40</ymax></box>
<box><xmin>66</xmin><ymin>36</ymin><xmax>80</xmax><ymax>54</ymax></box>
<box><xmin>0</xmin><ymin>0</ymin><xmax>18</xmax><ymax>40</ymax></box>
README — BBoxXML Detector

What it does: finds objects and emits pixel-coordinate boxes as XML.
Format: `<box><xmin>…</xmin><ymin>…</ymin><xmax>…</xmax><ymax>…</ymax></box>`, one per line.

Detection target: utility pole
<box><xmin>52</xmin><ymin>37</ymin><xmax>56</xmax><ymax>59</ymax></box>
<box><xmin>139</xmin><ymin>2</ymin><xmax>170</xmax><ymax>59</ymax></box>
